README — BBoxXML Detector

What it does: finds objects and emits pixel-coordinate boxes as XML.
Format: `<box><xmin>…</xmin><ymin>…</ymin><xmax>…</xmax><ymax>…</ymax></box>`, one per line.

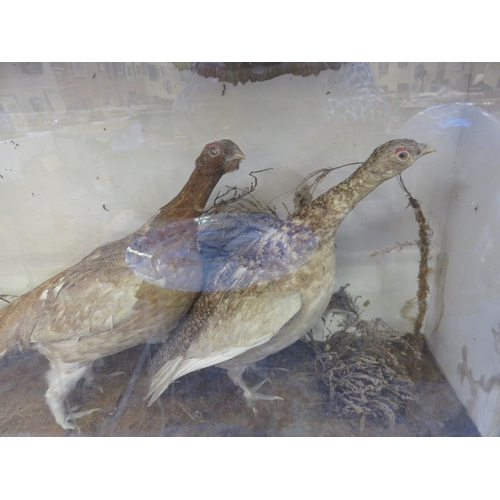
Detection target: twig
<box><xmin>266</xmin><ymin>162</ymin><xmax>359</xmax><ymax>213</ymax></box>
<box><xmin>304</xmin><ymin>162</ymin><xmax>362</xmax><ymax>196</ymax></box>
<box><xmin>397</xmin><ymin>175</ymin><xmax>432</xmax><ymax>336</ymax></box>
<box><xmin>313</xmin><ymin>284</ymin><xmax>422</xmax><ymax>429</ymax></box>
<box><xmin>99</xmin><ymin>344</ymin><xmax>150</xmax><ymax>435</ymax></box>
<box><xmin>0</xmin><ymin>294</ymin><xmax>17</xmax><ymax>304</ymax></box>
<box><xmin>0</xmin><ymin>406</ymin><xmax>33</xmax><ymax>427</ymax></box>
<box><xmin>207</xmin><ymin>169</ymin><xmax>274</xmax><ymax>214</ymax></box>
<box><xmin>370</xmin><ymin>241</ymin><xmax>416</xmax><ymax>257</ymax></box>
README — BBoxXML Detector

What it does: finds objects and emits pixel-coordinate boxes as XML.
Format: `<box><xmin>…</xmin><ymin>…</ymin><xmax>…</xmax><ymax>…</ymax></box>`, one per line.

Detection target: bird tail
<box><xmin>0</xmin><ymin>302</ymin><xmax>23</xmax><ymax>358</ymax></box>
<box><xmin>146</xmin><ymin>357</ymin><xmax>184</xmax><ymax>406</ymax></box>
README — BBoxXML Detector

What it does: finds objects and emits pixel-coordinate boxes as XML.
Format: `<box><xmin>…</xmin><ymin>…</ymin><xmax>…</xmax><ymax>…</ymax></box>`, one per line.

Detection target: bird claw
<box><xmin>63</xmin><ymin>407</ymin><xmax>102</xmax><ymax>431</ymax></box>
<box><xmin>70</xmin><ymin>407</ymin><xmax>102</xmax><ymax>419</ymax></box>
<box><xmin>243</xmin><ymin>379</ymin><xmax>285</xmax><ymax>408</ymax></box>
<box><xmin>104</xmin><ymin>371</ymin><xmax>127</xmax><ymax>378</ymax></box>
<box><xmin>250</xmin><ymin>378</ymin><xmax>269</xmax><ymax>393</ymax></box>
<box><xmin>250</xmin><ymin>364</ymin><xmax>290</xmax><ymax>375</ymax></box>
<box><xmin>59</xmin><ymin>419</ymin><xmax>78</xmax><ymax>431</ymax></box>
<box><xmin>248</xmin><ymin>393</ymin><xmax>285</xmax><ymax>403</ymax></box>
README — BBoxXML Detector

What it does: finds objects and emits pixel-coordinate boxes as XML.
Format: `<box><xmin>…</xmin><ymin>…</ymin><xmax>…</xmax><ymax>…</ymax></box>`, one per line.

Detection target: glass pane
<box><xmin>1</xmin><ymin>62</ymin><xmax>497</xmax><ymax>436</ymax></box>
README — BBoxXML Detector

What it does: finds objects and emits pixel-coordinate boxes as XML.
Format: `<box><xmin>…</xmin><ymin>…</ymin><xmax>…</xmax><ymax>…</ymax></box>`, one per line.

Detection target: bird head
<box><xmin>197</xmin><ymin>139</ymin><xmax>245</xmax><ymax>175</ymax></box>
<box><xmin>364</xmin><ymin>139</ymin><xmax>435</xmax><ymax>180</ymax></box>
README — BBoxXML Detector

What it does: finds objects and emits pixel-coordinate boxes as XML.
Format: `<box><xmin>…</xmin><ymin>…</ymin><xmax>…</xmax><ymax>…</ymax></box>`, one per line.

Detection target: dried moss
<box><xmin>314</xmin><ymin>286</ymin><xmax>419</xmax><ymax>430</ymax></box>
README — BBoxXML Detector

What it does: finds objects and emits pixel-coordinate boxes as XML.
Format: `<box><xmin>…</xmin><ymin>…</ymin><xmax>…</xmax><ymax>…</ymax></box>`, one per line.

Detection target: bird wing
<box><xmin>198</xmin><ymin>213</ymin><xmax>319</xmax><ymax>291</ymax></box>
<box><xmin>197</xmin><ymin>212</ymin><xmax>283</xmax><ymax>279</ymax></box>
<box><xmin>147</xmin><ymin>290</ymin><xmax>302</xmax><ymax>404</ymax></box>
<box><xmin>125</xmin><ymin>219</ymin><xmax>203</xmax><ymax>292</ymax></box>
<box><xmin>31</xmin><ymin>222</ymin><xmax>203</xmax><ymax>343</ymax></box>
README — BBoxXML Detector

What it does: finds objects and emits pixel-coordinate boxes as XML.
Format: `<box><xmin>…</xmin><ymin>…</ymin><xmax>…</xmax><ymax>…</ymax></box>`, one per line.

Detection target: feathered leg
<box><xmin>45</xmin><ymin>360</ymin><xmax>100</xmax><ymax>430</ymax></box>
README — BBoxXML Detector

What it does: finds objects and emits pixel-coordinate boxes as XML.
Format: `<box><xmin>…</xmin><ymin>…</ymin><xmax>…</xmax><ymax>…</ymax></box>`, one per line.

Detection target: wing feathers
<box><xmin>147</xmin><ymin>291</ymin><xmax>302</xmax><ymax>404</ymax></box>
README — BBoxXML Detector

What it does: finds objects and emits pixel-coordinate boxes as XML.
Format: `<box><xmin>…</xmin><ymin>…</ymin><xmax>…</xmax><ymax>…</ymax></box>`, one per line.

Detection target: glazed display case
<box><xmin>0</xmin><ymin>62</ymin><xmax>498</xmax><ymax>436</ymax></box>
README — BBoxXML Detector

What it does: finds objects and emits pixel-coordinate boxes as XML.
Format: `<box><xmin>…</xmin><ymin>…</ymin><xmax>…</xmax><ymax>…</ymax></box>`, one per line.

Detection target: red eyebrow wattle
<box><xmin>395</xmin><ymin>147</ymin><xmax>407</xmax><ymax>153</ymax></box>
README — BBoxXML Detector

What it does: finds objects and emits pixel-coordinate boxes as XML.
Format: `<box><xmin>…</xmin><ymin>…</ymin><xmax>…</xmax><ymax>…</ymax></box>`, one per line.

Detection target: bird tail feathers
<box><xmin>0</xmin><ymin>303</ymin><xmax>23</xmax><ymax>359</ymax></box>
<box><xmin>146</xmin><ymin>357</ymin><xmax>184</xmax><ymax>406</ymax></box>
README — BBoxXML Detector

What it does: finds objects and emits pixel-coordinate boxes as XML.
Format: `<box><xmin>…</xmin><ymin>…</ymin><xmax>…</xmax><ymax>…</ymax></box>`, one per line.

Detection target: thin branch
<box><xmin>0</xmin><ymin>294</ymin><xmax>17</xmax><ymax>304</ymax></box>
<box><xmin>370</xmin><ymin>241</ymin><xmax>416</xmax><ymax>257</ymax></box>
<box><xmin>397</xmin><ymin>174</ymin><xmax>433</xmax><ymax>336</ymax></box>
<box><xmin>205</xmin><ymin>169</ymin><xmax>279</xmax><ymax>216</ymax></box>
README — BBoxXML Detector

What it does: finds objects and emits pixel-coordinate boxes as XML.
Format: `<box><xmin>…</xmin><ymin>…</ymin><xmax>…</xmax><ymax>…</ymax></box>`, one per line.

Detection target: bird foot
<box><xmin>62</xmin><ymin>406</ymin><xmax>102</xmax><ymax>431</ymax></box>
<box><xmin>247</xmin><ymin>392</ymin><xmax>285</xmax><ymax>403</ymax></box>
<box><xmin>227</xmin><ymin>367</ymin><xmax>284</xmax><ymax>411</ymax></box>
<box><xmin>248</xmin><ymin>365</ymin><xmax>290</xmax><ymax>380</ymax></box>
<box><xmin>262</xmin><ymin>366</ymin><xmax>290</xmax><ymax>373</ymax></box>
<box><xmin>82</xmin><ymin>369</ymin><xmax>104</xmax><ymax>393</ymax></box>
<box><xmin>250</xmin><ymin>378</ymin><xmax>270</xmax><ymax>393</ymax></box>
<box><xmin>243</xmin><ymin>379</ymin><xmax>284</xmax><ymax>408</ymax></box>
<box><xmin>104</xmin><ymin>370</ymin><xmax>127</xmax><ymax>378</ymax></box>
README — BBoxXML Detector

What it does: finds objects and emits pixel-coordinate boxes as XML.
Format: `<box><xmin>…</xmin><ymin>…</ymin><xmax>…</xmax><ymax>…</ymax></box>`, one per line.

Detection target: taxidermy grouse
<box><xmin>0</xmin><ymin>139</ymin><xmax>244</xmax><ymax>430</ymax></box>
<box><xmin>147</xmin><ymin>139</ymin><xmax>435</xmax><ymax>406</ymax></box>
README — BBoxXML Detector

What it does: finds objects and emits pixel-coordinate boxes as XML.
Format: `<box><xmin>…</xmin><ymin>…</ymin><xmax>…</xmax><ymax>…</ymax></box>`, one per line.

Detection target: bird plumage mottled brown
<box><xmin>0</xmin><ymin>139</ymin><xmax>244</xmax><ymax>429</ymax></box>
<box><xmin>147</xmin><ymin>139</ymin><xmax>435</xmax><ymax>406</ymax></box>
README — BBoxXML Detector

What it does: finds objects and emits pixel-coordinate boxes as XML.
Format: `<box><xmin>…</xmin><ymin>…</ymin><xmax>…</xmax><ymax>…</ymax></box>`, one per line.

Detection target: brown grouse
<box><xmin>0</xmin><ymin>139</ymin><xmax>244</xmax><ymax>429</ymax></box>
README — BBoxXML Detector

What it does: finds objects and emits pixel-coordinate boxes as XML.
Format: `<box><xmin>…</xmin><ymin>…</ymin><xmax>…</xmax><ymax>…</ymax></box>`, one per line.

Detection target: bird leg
<box><xmin>226</xmin><ymin>366</ymin><xmax>284</xmax><ymax>409</ymax></box>
<box><xmin>248</xmin><ymin>363</ymin><xmax>290</xmax><ymax>377</ymax></box>
<box><xmin>45</xmin><ymin>361</ymin><xmax>101</xmax><ymax>430</ymax></box>
<box><xmin>82</xmin><ymin>366</ymin><xmax>104</xmax><ymax>393</ymax></box>
<box><xmin>82</xmin><ymin>365</ymin><xmax>126</xmax><ymax>394</ymax></box>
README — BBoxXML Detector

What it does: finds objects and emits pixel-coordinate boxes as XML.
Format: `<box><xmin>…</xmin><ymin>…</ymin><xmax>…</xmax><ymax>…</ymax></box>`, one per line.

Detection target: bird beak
<box><xmin>418</xmin><ymin>143</ymin><xmax>436</xmax><ymax>156</ymax></box>
<box><xmin>225</xmin><ymin>148</ymin><xmax>245</xmax><ymax>172</ymax></box>
<box><xmin>229</xmin><ymin>148</ymin><xmax>245</xmax><ymax>162</ymax></box>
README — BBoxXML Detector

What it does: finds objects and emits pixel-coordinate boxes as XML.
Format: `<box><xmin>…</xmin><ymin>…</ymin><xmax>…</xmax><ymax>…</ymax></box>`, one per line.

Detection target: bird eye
<box><xmin>398</xmin><ymin>151</ymin><xmax>408</xmax><ymax>160</ymax></box>
<box><xmin>209</xmin><ymin>146</ymin><xmax>220</xmax><ymax>157</ymax></box>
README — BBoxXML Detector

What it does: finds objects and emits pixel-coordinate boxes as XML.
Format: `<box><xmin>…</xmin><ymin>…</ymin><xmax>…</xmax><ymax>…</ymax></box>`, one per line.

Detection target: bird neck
<box><xmin>149</xmin><ymin>161</ymin><xmax>222</xmax><ymax>227</ymax></box>
<box><xmin>293</xmin><ymin>161</ymin><xmax>389</xmax><ymax>239</ymax></box>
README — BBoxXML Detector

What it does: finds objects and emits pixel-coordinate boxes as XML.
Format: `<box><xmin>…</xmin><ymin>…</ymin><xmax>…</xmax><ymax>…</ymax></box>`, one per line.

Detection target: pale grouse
<box><xmin>147</xmin><ymin>139</ymin><xmax>435</xmax><ymax>407</ymax></box>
